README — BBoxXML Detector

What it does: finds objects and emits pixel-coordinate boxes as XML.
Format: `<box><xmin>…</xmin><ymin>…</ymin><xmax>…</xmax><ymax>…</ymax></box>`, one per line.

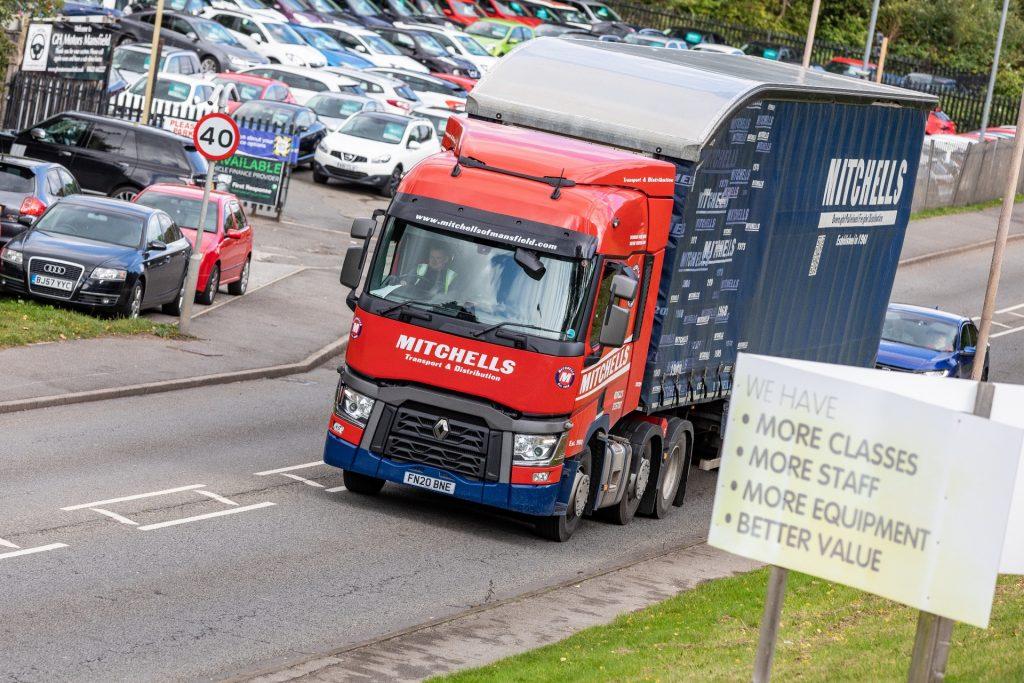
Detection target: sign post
<box><xmin>180</xmin><ymin>113</ymin><xmax>239</xmax><ymax>334</ymax></box>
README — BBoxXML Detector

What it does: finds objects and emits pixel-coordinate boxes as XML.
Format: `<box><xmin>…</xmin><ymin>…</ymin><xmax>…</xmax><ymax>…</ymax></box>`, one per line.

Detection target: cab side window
<box><xmin>589</xmin><ymin>263</ymin><xmax>617</xmax><ymax>348</ymax></box>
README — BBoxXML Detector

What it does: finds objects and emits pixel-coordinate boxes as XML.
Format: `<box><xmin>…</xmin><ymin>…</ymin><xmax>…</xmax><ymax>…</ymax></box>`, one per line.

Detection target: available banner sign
<box><xmin>708</xmin><ymin>354</ymin><xmax>1022</xmax><ymax>628</ymax></box>
<box><xmin>21</xmin><ymin>22</ymin><xmax>113</xmax><ymax>80</ymax></box>
<box><xmin>219</xmin><ymin>153</ymin><xmax>285</xmax><ymax>208</ymax></box>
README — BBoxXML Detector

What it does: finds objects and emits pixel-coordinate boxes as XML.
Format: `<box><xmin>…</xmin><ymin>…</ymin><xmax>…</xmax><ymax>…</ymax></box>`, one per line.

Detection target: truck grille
<box><xmin>28</xmin><ymin>258</ymin><xmax>84</xmax><ymax>300</ymax></box>
<box><xmin>383</xmin><ymin>405</ymin><xmax>491</xmax><ymax>480</ymax></box>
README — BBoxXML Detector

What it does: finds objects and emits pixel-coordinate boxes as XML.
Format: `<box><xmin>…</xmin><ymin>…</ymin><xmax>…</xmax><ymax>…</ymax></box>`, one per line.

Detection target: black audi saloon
<box><xmin>0</xmin><ymin>195</ymin><xmax>191</xmax><ymax>318</ymax></box>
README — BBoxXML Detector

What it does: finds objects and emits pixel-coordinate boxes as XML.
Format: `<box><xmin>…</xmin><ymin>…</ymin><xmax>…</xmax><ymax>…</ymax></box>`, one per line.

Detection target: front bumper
<box><xmin>0</xmin><ymin>267</ymin><xmax>129</xmax><ymax>308</ymax></box>
<box><xmin>313</xmin><ymin>153</ymin><xmax>391</xmax><ymax>187</ymax></box>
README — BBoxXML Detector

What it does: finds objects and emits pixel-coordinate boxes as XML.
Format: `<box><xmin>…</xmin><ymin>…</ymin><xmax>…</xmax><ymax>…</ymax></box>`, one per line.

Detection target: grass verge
<box><xmin>0</xmin><ymin>297</ymin><xmax>179</xmax><ymax>349</ymax></box>
<box><xmin>436</xmin><ymin>569</ymin><xmax>1024</xmax><ymax>682</ymax></box>
<box><xmin>910</xmin><ymin>194</ymin><xmax>1024</xmax><ymax>221</ymax></box>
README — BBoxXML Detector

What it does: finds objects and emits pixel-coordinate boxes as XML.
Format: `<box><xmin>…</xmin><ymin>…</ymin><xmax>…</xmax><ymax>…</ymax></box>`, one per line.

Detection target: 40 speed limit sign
<box><xmin>192</xmin><ymin>112</ymin><xmax>240</xmax><ymax>161</ymax></box>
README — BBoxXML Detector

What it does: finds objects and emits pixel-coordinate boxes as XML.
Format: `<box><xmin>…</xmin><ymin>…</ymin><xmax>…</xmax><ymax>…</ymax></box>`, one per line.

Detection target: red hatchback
<box><xmin>213</xmin><ymin>73</ymin><xmax>297</xmax><ymax>114</ymax></box>
<box><xmin>134</xmin><ymin>184</ymin><xmax>254</xmax><ymax>305</ymax></box>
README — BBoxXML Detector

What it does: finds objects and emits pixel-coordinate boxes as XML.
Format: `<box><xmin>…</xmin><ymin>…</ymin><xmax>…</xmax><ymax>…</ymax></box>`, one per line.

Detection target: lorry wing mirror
<box><xmin>598</xmin><ymin>304</ymin><xmax>630</xmax><ymax>347</ymax></box>
<box><xmin>609</xmin><ymin>272</ymin><xmax>637</xmax><ymax>301</ymax></box>
<box><xmin>350</xmin><ymin>217</ymin><xmax>376</xmax><ymax>240</ymax></box>
<box><xmin>340</xmin><ymin>244</ymin><xmax>365</xmax><ymax>289</ymax></box>
<box><xmin>514</xmin><ymin>247</ymin><xmax>545</xmax><ymax>279</ymax></box>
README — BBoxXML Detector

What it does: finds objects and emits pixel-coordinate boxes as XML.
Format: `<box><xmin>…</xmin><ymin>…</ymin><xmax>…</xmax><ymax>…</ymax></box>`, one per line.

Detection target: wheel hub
<box><xmin>635</xmin><ymin>456</ymin><xmax>651</xmax><ymax>498</ymax></box>
<box><xmin>572</xmin><ymin>473</ymin><xmax>590</xmax><ymax>518</ymax></box>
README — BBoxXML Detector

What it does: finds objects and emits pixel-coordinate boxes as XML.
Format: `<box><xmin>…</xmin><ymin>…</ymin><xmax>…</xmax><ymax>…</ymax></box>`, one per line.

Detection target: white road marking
<box><xmin>325</xmin><ymin>486</ymin><xmax>347</xmax><ymax>493</ymax></box>
<box><xmin>282</xmin><ymin>473</ymin><xmax>324</xmax><ymax>488</ymax></box>
<box><xmin>255</xmin><ymin>461</ymin><xmax>322</xmax><ymax>476</ymax></box>
<box><xmin>195</xmin><ymin>490</ymin><xmax>239</xmax><ymax>506</ymax></box>
<box><xmin>192</xmin><ymin>267</ymin><xmax>307</xmax><ymax>319</ymax></box>
<box><xmin>62</xmin><ymin>484</ymin><xmax>206</xmax><ymax>511</ymax></box>
<box><xmin>0</xmin><ymin>543</ymin><xmax>67</xmax><ymax>561</ymax></box>
<box><xmin>137</xmin><ymin>502</ymin><xmax>276</xmax><ymax>531</ymax></box>
<box><xmin>90</xmin><ymin>508</ymin><xmax>138</xmax><ymax>526</ymax></box>
<box><xmin>1008</xmin><ymin>311</ymin><xmax>1024</xmax><ymax>319</ymax></box>
<box><xmin>992</xmin><ymin>320</ymin><xmax>1012</xmax><ymax>328</ymax></box>
<box><xmin>991</xmin><ymin>325</ymin><xmax>1024</xmax><ymax>339</ymax></box>
<box><xmin>0</xmin><ymin>537</ymin><xmax>19</xmax><ymax>549</ymax></box>
<box><xmin>997</xmin><ymin>302</ymin><xmax>1024</xmax><ymax>314</ymax></box>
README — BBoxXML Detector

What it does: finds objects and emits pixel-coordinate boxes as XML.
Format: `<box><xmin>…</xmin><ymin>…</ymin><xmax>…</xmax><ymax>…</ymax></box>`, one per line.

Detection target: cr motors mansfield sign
<box><xmin>21</xmin><ymin>22</ymin><xmax>113</xmax><ymax>80</ymax></box>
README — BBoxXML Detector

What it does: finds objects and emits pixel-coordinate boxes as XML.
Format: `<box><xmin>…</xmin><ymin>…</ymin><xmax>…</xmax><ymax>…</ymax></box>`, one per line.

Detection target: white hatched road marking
<box><xmin>0</xmin><ymin>537</ymin><xmax>19</xmax><ymax>549</ymax></box>
<box><xmin>254</xmin><ymin>461</ymin><xmax>322</xmax><ymax>476</ymax></box>
<box><xmin>325</xmin><ymin>486</ymin><xmax>347</xmax><ymax>493</ymax></box>
<box><xmin>0</xmin><ymin>544</ymin><xmax>67</xmax><ymax>561</ymax></box>
<box><xmin>61</xmin><ymin>484</ymin><xmax>207</xmax><ymax>511</ymax></box>
<box><xmin>968</xmin><ymin>301</ymin><xmax>1024</xmax><ymax>340</ymax></box>
<box><xmin>282</xmin><ymin>473</ymin><xmax>324</xmax><ymax>488</ymax></box>
<box><xmin>90</xmin><ymin>508</ymin><xmax>138</xmax><ymax>526</ymax></box>
<box><xmin>196</xmin><ymin>490</ymin><xmax>239</xmax><ymax>506</ymax></box>
<box><xmin>137</xmin><ymin>503</ymin><xmax>276</xmax><ymax>531</ymax></box>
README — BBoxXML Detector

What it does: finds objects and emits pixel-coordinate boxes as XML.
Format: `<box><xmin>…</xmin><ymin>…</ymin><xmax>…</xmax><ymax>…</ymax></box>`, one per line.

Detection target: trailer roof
<box><xmin>468</xmin><ymin>38</ymin><xmax>937</xmax><ymax>161</ymax></box>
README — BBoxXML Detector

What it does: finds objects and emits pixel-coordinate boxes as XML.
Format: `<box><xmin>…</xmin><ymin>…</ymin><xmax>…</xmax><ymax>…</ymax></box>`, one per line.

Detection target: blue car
<box><xmin>290</xmin><ymin>24</ymin><xmax>376</xmax><ymax>69</ymax></box>
<box><xmin>876</xmin><ymin>303</ymin><xmax>988</xmax><ymax>379</ymax></box>
<box><xmin>0</xmin><ymin>157</ymin><xmax>81</xmax><ymax>248</ymax></box>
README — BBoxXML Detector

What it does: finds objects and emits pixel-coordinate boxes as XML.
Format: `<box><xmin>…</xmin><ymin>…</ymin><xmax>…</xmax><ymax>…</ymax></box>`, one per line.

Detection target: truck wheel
<box><xmin>535</xmin><ymin>448</ymin><xmax>591</xmax><ymax>542</ymax></box>
<box><xmin>599</xmin><ymin>422</ymin><xmax>659</xmax><ymax>526</ymax></box>
<box><xmin>640</xmin><ymin>418</ymin><xmax>690</xmax><ymax>518</ymax></box>
<box><xmin>342</xmin><ymin>470</ymin><xmax>385</xmax><ymax>495</ymax></box>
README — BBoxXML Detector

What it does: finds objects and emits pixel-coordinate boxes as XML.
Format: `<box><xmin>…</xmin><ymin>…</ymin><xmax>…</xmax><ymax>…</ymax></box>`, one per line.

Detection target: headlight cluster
<box><xmin>90</xmin><ymin>267</ymin><xmax>127</xmax><ymax>281</ymax></box>
<box><xmin>0</xmin><ymin>247</ymin><xmax>22</xmax><ymax>266</ymax></box>
<box><xmin>513</xmin><ymin>433</ymin><xmax>566</xmax><ymax>467</ymax></box>
<box><xmin>371</xmin><ymin>154</ymin><xmax>391</xmax><ymax>163</ymax></box>
<box><xmin>317</xmin><ymin>141</ymin><xmax>329</xmax><ymax>154</ymax></box>
<box><xmin>336</xmin><ymin>385</ymin><xmax>374</xmax><ymax>426</ymax></box>
<box><xmin>922</xmin><ymin>369</ymin><xmax>952</xmax><ymax>377</ymax></box>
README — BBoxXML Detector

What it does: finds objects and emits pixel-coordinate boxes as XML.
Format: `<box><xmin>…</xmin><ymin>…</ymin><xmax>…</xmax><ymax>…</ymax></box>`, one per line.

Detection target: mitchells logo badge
<box><xmin>555</xmin><ymin>366</ymin><xmax>575</xmax><ymax>389</ymax></box>
<box><xmin>350</xmin><ymin>316</ymin><xmax>363</xmax><ymax>339</ymax></box>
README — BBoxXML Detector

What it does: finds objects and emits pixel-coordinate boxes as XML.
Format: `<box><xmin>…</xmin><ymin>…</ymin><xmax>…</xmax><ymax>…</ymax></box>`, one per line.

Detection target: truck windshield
<box><xmin>366</xmin><ymin>219</ymin><xmax>590</xmax><ymax>342</ymax></box>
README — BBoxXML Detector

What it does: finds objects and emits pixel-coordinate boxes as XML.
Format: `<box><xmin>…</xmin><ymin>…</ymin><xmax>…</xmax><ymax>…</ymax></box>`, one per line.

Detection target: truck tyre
<box><xmin>640</xmin><ymin>418</ymin><xmax>690</xmax><ymax>518</ymax></box>
<box><xmin>535</xmin><ymin>448</ymin><xmax>591</xmax><ymax>542</ymax></box>
<box><xmin>343</xmin><ymin>470</ymin><xmax>385</xmax><ymax>495</ymax></box>
<box><xmin>599</xmin><ymin>421</ymin><xmax>659</xmax><ymax>526</ymax></box>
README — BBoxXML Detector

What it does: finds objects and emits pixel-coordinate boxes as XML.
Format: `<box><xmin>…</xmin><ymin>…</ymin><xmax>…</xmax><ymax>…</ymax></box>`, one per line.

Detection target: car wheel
<box><xmin>200</xmin><ymin>56</ymin><xmax>220</xmax><ymax>73</ymax></box>
<box><xmin>117</xmin><ymin>34</ymin><xmax>135</xmax><ymax>47</ymax></box>
<box><xmin>197</xmin><ymin>263</ymin><xmax>219</xmax><ymax>305</ymax></box>
<box><xmin>162</xmin><ymin>277</ymin><xmax>186</xmax><ymax>315</ymax></box>
<box><xmin>118</xmin><ymin>281</ymin><xmax>144</xmax><ymax>319</ymax></box>
<box><xmin>313</xmin><ymin>166</ymin><xmax>329</xmax><ymax>184</ymax></box>
<box><xmin>343</xmin><ymin>470</ymin><xmax>385</xmax><ymax>495</ymax></box>
<box><xmin>381</xmin><ymin>165</ymin><xmax>402</xmax><ymax>197</ymax></box>
<box><xmin>535</xmin><ymin>448</ymin><xmax>591</xmax><ymax>542</ymax></box>
<box><xmin>228</xmin><ymin>257</ymin><xmax>250</xmax><ymax>295</ymax></box>
<box><xmin>110</xmin><ymin>185</ymin><xmax>140</xmax><ymax>202</ymax></box>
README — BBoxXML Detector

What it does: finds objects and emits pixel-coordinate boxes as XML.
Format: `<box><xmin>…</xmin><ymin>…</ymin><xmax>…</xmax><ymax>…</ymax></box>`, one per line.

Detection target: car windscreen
<box><xmin>34</xmin><ymin>204</ymin><xmax>145</xmax><ymax>248</ymax></box>
<box><xmin>453</xmin><ymin>33</ymin><xmax>490</xmax><ymax>56</ymax></box>
<box><xmin>452</xmin><ymin>0</ymin><xmax>480</xmax><ymax>15</ymax></box>
<box><xmin>395</xmin><ymin>84</ymin><xmax>419</xmax><ymax>101</ymax></box>
<box><xmin>881</xmin><ymin>310</ymin><xmax>959</xmax><ymax>353</ymax></box>
<box><xmin>113</xmin><ymin>49</ymin><xmax>160</xmax><ymax>73</ymax></box>
<box><xmin>235</xmin><ymin>102</ymin><xmax>297</xmax><ymax>126</ymax></box>
<box><xmin>348</xmin><ymin>0</ymin><xmax>382</xmax><ymax>15</ymax></box>
<box><xmin>309</xmin><ymin>95</ymin><xmax>366</xmax><ymax>119</ymax></box>
<box><xmin>299</xmin><ymin>27</ymin><xmax>342</xmax><ymax>50</ymax></box>
<box><xmin>222</xmin><ymin>80</ymin><xmax>264</xmax><ymax>101</ymax></box>
<box><xmin>264</xmin><ymin>22</ymin><xmax>305</xmax><ymax>45</ymax></box>
<box><xmin>367</xmin><ymin>218</ymin><xmax>590</xmax><ymax>341</ymax></box>
<box><xmin>363</xmin><ymin>33</ymin><xmax>401</xmax><ymax>55</ymax></box>
<box><xmin>414</xmin><ymin>32</ymin><xmax>448</xmax><ymax>56</ymax></box>
<box><xmin>130</xmin><ymin>78</ymin><xmax>193</xmax><ymax>102</ymax></box>
<box><xmin>135</xmin><ymin>192</ymin><xmax>219</xmax><ymax>233</ymax></box>
<box><xmin>0</xmin><ymin>164</ymin><xmax>36</xmax><ymax>193</ymax></box>
<box><xmin>590</xmin><ymin>3</ymin><xmax>619</xmax><ymax>20</ymax></box>
<box><xmin>339</xmin><ymin>114</ymin><xmax>407</xmax><ymax>143</ymax></box>
<box><xmin>467</xmin><ymin>22</ymin><xmax>508</xmax><ymax>39</ymax></box>
<box><xmin>196</xmin><ymin>19</ymin><xmax>241</xmax><ymax>45</ymax></box>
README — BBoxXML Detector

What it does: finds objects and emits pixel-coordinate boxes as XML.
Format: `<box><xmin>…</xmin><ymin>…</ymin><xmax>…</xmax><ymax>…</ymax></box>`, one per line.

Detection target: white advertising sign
<box><xmin>708</xmin><ymin>354</ymin><xmax>1022</xmax><ymax>628</ymax></box>
<box><xmin>22</xmin><ymin>24</ymin><xmax>52</xmax><ymax>72</ymax></box>
<box><xmin>991</xmin><ymin>383</ymin><xmax>1024</xmax><ymax>574</ymax></box>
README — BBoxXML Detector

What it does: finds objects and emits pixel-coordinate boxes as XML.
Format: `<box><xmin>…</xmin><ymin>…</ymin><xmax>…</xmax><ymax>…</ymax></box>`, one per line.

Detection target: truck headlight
<box><xmin>0</xmin><ymin>247</ymin><xmax>22</xmax><ymax>266</ymax></box>
<box><xmin>337</xmin><ymin>386</ymin><xmax>374</xmax><ymax>426</ymax></box>
<box><xmin>513</xmin><ymin>433</ymin><xmax>566</xmax><ymax>466</ymax></box>
<box><xmin>90</xmin><ymin>267</ymin><xmax>127</xmax><ymax>281</ymax></box>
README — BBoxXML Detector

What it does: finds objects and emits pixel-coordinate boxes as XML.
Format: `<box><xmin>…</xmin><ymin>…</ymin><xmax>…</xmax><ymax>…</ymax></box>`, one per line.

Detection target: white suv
<box><xmin>203</xmin><ymin>9</ymin><xmax>327</xmax><ymax>67</ymax></box>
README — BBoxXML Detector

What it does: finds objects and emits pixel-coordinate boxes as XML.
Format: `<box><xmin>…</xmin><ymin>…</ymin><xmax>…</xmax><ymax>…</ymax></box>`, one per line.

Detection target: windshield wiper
<box><xmin>473</xmin><ymin>320</ymin><xmax>560</xmax><ymax>339</ymax></box>
<box><xmin>379</xmin><ymin>299</ymin><xmax>433</xmax><ymax>321</ymax></box>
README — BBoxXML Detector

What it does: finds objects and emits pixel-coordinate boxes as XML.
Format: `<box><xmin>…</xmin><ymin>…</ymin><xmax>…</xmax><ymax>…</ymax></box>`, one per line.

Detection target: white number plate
<box><xmin>334</xmin><ymin>161</ymin><xmax>357</xmax><ymax>171</ymax></box>
<box><xmin>403</xmin><ymin>471</ymin><xmax>455</xmax><ymax>495</ymax></box>
<box><xmin>31</xmin><ymin>274</ymin><xmax>74</xmax><ymax>291</ymax></box>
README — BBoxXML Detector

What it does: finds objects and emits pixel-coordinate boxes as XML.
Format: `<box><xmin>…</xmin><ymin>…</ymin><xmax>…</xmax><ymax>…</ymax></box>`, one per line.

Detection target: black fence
<box><xmin>3</xmin><ymin>72</ymin><xmax>107</xmax><ymax>131</ymax></box>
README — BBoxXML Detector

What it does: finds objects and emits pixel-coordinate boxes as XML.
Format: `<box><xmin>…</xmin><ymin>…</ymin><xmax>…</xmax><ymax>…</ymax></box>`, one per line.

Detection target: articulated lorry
<box><xmin>324</xmin><ymin>39</ymin><xmax>935</xmax><ymax>540</ymax></box>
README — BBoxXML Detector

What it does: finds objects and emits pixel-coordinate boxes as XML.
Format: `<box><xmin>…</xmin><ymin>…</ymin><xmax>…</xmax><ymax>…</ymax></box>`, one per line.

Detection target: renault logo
<box><xmin>432</xmin><ymin>418</ymin><xmax>450</xmax><ymax>440</ymax></box>
<box><xmin>42</xmin><ymin>264</ymin><xmax>66</xmax><ymax>275</ymax></box>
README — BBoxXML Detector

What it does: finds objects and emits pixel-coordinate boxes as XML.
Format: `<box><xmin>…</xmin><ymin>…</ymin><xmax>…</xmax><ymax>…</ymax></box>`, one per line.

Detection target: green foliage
<box><xmin>0</xmin><ymin>1</ymin><xmax>65</xmax><ymax>75</ymax></box>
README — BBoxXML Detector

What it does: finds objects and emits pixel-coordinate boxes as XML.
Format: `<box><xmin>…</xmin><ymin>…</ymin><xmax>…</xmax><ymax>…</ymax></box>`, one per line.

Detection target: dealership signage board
<box><xmin>21</xmin><ymin>22</ymin><xmax>113</xmax><ymax>80</ymax></box>
<box><xmin>237</xmin><ymin>127</ymin><xmax>300</xmax><ymax>165</ymax></box>
<box><xmin>218</xmin><ymin>153</ymin><xmax>285</xmax><ymax>208</ymax></box>
<box><xmin>708</xmin><ymin>354</ymin><xmax>1021</xmax><ymax>628</ymax></box>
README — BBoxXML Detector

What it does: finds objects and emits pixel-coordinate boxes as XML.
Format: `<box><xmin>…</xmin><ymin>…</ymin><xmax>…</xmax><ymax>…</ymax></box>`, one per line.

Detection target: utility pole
<box><xmin>139</xmin><ymin>0</ymin><xmax>167</xmax><ymax>125</ymax></box>
<box><xmin>862</xmin><ymin>0</ymin><xmax>880</xmax><ymax>69</ymax></box>
<box><xmin>979</xmin><ymin>0</ymin><xmax>1010</xmax><ymax>137</ymax></box>
<box><xmin>802</xmin><ymin>0</ymin><xmax>821</xmax><ymax>69</ymax></box>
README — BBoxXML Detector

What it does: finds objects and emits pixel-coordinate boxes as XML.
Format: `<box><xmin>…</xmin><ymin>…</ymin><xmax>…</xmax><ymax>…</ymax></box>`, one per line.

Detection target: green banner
<box><xmin>220</xmin><ymin>153</ymin><xmax>285</xmax><ymax>208</ymax></box>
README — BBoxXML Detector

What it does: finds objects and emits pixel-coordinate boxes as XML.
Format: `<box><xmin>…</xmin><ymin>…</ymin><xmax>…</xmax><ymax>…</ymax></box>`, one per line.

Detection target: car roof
<box><xmin>215</xmin><ymin>72</ymin><xmax>283</xmax><ymax>86</ymax></box>
<box><xmin>140</xmin><ymin>182</ymin><xmax>235</xmax><ymax>203</ymax></box>
<box><xmin>311</xmin><ymin>23</ymin><xmax>375</xmax><ymax>36</ymax></box>
<box><xmin>0</xmin><ymin>155</ymin><xmax>55</xmax><ymax>170</ymax></box>
<box><xmin>352</xmin><ymin>111</ymin><xmax>418</xmax><ymax>124</ymax></box>
<box><xmin>61</xmin><ymin>193</ymin><xmax>164</xmax><ymax>218</ymax></box>
<box><xmin>888</xmin><ymin>303</ymin><xmax>968</xmax><ymax>324</ymax></box>
<box><xmin>118</xmin><ymin>43</ymin><xmax>192</xmax><ymax>56</ymax></box>
<box><xmin>310</xmin><ymin>91</ymin><xmax>376</xmax><ymax>103</ymax></box>
<box><xmin>55</xmin><ymin>112</ymin><xmax>197</xmax><ymax>142</ymax></box>
<box><xmin>476</xmin><ymin>18</ymin><xmax>520</xmax><ymax>25</ymax></box>
<box><xmin>326</xmin><ymin>66</ymin><xmax>403</xmax><ymax>86</ymax></box>
<box><xmin>235</xmin><ymin>100</ymin><xmax>308</xmax><ymax>114</ymax></box>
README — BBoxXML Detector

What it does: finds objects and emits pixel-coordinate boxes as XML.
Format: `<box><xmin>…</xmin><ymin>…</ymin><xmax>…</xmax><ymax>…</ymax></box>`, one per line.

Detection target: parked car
<box><xmin>517</xmin><ymin>0</ymin><xmax>591</xmax><ymax>28</ymax></box>
<box><xmin>368</xmin><ymin>67</ymin><xmax>466</xmax><ymax>110</ymax></box>
<box><xmin>926</xmin><ymin>108</ymin><xmax>956</xmax><ymax>136</ymax></box>
<box><xmin>263</xmin><ymin>0</ymin><xmax>331</xmax><ymax>25</ymax></box>
<box><xmin>311</xmin><ymin>25</ymin><xmax>430</xmax><ymax>72</ymax></box>
<box><xmin>663</xmin><ymin>26</ymin><xmax>727</xmax><ymax>46</ymax></box>
<box><xmin>741</xmin><ymin>41</ymin><xmax>799</xmax><ymax>63</ymax></box>
<box><xmin>213</xmin><ymin>72</ymin><xmax>297</xmax><ymax>113</ymax></box>
<box><xmin>203</xmin><ymin>9</ymin><xmax>328</xmax><ymax>67</ymax></box>
<box><xmin>535</xmin><ymin>23</ymin><xmax>593</xmax><ymax>38</ymax></box>
<box><xmin>231</xmin><ymin>100</ymin><xmax>327</xmax><ymax>165</ymax></box>
<box><xmin>208</xmin><ymin>0</ymin><xmax>289</xmax><ymax>22</ymax></box>
<box><xmin>412</xmin><ymin>105</ymin><xmax>457</xmax><ymax>137</ymax></box>
<box><xmin>691</xmin><ymin>43</ymin><xmax>743</xmax><ymax>55</ymax></box>
<box><xmin>6</xmin><ymin>112</ymin><xmax>207</xmax><ymax>201</ymax></box>
<box><xmin>118</xmin><ymin>74</ymin><xmax>237</xmax><ymax>110</ymax></box>
<box><xmin>126</xmin><ymin>0</ymin><xmax>209</xmax><ymax>15</ymax></box>
<box><xmin>437</xmin><ymin>0</ymin><xmax>486</xmax><ymax>26</ymax></box>
<box><xmin>134</xmin><ymin>184</ymin><xmax>253</xmax><ymax>305</ymax></box>
<box><xmin>290</xmin><ymin>23</ymin><xmax>377</xmax><ymax>68</ymax></box>
<box><xmin>876</xmin><ymin>303</ymin><xmax>988</xmax><ymax>379</ymax></box>
<box><xmin>430</xmin><ymin>71</ymin><xmax>477</xmax><ymax>91</ymax></box>
<box><xmin>0</xmin><ymin>196</ymin><xmax>191</xmax><ymax>317</ymax></box>
<box><xmin>903</xmin><ymin>72</ymin><xmax>959</xmax><ymax>93</ymax></box>
<box><xmin>308</xmin><ymin>92</ymin><xmax>383</xmax><ymax>130</ymax></box>
<box><xmin>313</xmin><ymin>112</ymin><xmax>440</xmax><ymax>195</ymax></box>
<box><xmin>374</xmin><ymin>27</ymin><xmax>480</xmax><ymax>79</ymax></box>
<box><xmin>0</xmin><ymin>158</ymin><xmax>80</xmax><ymax>248</ymax></box>
<box><xmin>824</xmin><ymin>57</ymin><xmax>874</xmax><ymax>80</ymax></box>
<box><xmin>562</xmin><ymin>0</ymin><xmax>621</xmax><ymax>23</ymax></box>
<box><xmin>110</xmin><ymin>44</ymin><xmax>203</xmax><ymax>88</ymax></box>
<box><xmin>377</xmin><ymin>0</ymin><xmax>449</xmax><ymax>26</ymax></box>
<box><xmin>464</xmin><ymin>19</ymin><xmax>532</xmax><ymax>56</ymax></box>
<box><xmin>323</xmin><ymin>66</ymin><xmax>422</xmax><ymax>114</ymax></box>
<box><xmin>240</xmin><ymin>64</ymin><xmax>360</xmax><ymax>104</ymax></box>
<box><xmin>623</xmin><ymin>32</ymin><xmax>687</xmax><ymax>49</ymax></box>
<box><xmin>118</xmin><ymin>10</ymin><xmax>268</xmax><ymax>72</ymax></box>
<box><xmin>392</xmin><ymin>23</ymin><xmax>497</xmax><ymax>72</ymax></box>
